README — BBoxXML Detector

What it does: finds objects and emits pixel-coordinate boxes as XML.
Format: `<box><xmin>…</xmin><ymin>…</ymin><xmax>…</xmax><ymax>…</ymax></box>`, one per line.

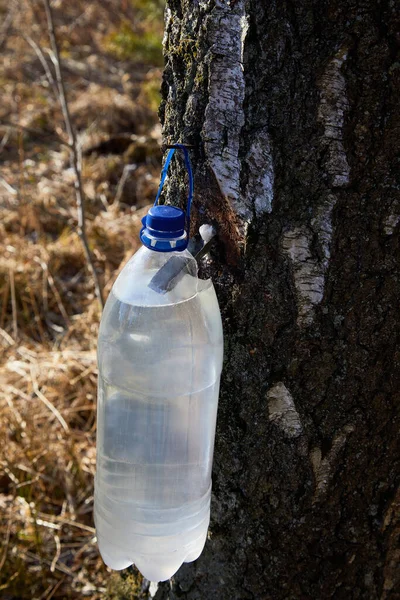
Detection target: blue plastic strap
<box><xmin>153</xmin><ymin>144</ymin><xmax>194</xmax><ymax>223</ymax></box>
<box><xmin>154</xmin><ymin>148</ymin><xmax>176</xmax><ymax>206</ymax></box>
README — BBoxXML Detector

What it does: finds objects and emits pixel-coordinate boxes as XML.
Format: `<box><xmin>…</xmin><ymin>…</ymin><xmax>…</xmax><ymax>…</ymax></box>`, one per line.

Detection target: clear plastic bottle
<box><xmin>94</xmin><ymin>239</ymin><xmax>223</xmax><ymax>581</ymax></box>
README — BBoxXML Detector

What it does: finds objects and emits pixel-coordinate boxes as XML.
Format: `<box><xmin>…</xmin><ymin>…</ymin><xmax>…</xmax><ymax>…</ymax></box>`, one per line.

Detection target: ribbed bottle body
<box><xmin>94</xmin><ymin>247</ymin><xmax>223</xmax><ymax>581</ymax></box>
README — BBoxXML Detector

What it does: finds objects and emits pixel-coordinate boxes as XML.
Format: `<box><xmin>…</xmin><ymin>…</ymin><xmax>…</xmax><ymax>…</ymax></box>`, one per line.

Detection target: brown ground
<box><xmin>0</xmin><ymin>1</ymin><xmax>163</xmax><ymax>597</ymax></box>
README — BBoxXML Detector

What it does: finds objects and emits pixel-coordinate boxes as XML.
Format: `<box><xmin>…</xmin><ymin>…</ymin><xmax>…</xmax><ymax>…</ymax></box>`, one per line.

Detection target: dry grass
<box><xmin>0</xmin><ymin>0</ymin><xmax>163</xmax><ymax>597</ymax></box>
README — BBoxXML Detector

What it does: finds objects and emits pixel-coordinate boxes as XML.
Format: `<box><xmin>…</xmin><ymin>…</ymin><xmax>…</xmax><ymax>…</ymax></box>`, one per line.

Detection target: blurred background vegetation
<box><xmin>0</xmin><ymin>0</ymin><xmax>164</xmax><ymax>597</ymax></box>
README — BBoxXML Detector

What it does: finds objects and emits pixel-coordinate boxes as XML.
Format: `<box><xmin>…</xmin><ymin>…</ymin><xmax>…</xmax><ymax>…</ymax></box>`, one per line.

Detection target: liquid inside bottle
<box><xmin>94</xmin><ymin>246</ymin><xmax>223</xmax><ymax>581</ymax></box>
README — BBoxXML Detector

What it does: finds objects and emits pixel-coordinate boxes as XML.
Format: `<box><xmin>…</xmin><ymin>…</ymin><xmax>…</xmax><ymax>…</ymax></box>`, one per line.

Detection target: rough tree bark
<box><xmin>117</xmin><ymin>1</ymin><xmax>400</xmax><ymax>598</ymax></box>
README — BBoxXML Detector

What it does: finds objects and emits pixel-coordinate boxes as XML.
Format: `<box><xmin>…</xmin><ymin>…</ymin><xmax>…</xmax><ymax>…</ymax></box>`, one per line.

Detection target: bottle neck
<box><xmin>140</xmin><ymin>229</ymin><xmax>188</xmax><ymax>253</ymax></box>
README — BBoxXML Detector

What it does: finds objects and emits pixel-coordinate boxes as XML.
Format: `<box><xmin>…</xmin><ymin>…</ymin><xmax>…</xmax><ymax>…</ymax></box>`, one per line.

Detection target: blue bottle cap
<box><xmin>145</xmin><ymin>205</ymin><xmax>185</xmax><ymax>236</ymax></box>
<box><xmin>140</xmin><ymin>205</ymin><xmax>187</xmax><ymax>252</ymax></box>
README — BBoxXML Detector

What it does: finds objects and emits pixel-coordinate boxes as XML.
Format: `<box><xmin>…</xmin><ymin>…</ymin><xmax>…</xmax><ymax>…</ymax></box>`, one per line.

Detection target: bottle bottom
<box><xmin>96</xmin><ymin>525</ymin><xmax>208</xmax><ymax>581</ymax></box>
<box><xmin>94</xmin><ymin>490</ymin><xmax>210</xmax><ymax>581</ymax></box>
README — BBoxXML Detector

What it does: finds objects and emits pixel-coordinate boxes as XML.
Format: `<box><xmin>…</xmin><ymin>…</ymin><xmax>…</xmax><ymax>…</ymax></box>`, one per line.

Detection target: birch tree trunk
<box><xmin>115</xmin><ymin>1</ymin><xmax>400</xmax><ymax>598</ymax></box>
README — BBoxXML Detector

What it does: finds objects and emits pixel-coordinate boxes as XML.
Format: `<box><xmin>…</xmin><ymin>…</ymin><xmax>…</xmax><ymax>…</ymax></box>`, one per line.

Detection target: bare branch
<box><xmin>22</xmin><ymin>33</ymin><xmax>59</xmax><ymax>100</ymax></box>
<box><xmin>42</xmin><ymin>0</ymin><xmax>104</xmax><ymax>310</ymax></box>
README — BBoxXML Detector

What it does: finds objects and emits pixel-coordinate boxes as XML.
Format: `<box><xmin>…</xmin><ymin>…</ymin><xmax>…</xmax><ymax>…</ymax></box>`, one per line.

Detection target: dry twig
<box><xmin>22</xmin><ymin>33</ymin><xmax>59</xmax><ymax>100</ymax></box>
<box><xmin>0</xmin><ymin>177</ymin><xmax>18</xmax><ymax>196</ymax></box>
<box><xmin>0</xmin><ymin>127</ymin><xmax>11</xmax><ymax>154</ymax></box>
<box><xmin>0</xmin><ymin>3</ymin><xmax>15</xmax><ymax>51</ymax></box>
<box><xmin>0</xmin><ymin>507</ymin><xmax>12</xmax><ymax>572</ymax></box>
<box><xmin>42</xmin><ymin>0</ymin><xmax>104</xmax><ymax>309</ymax></box>
<box><xmin>30</xmin><ymin>367</ymin><xmax>69</xmax><ymax>433</ymax></box>
<box><xmin>0</xmin><ymin>327</ymin><xmax>15</xmax><ymax>346</ymax></box>
<box><xmin>50</xmin><ymin>534</ymin><xmax>61</xmax><ymax>572</ymax></box>
<box><xmin>114</xmin><ymin>163</ymin><xmax>138</xmax><ymax>205</ymax></box>
<box><xmin>9</xmin><ymin>269</ymin><xmax>18</xmax><ymax>341</ymax></box>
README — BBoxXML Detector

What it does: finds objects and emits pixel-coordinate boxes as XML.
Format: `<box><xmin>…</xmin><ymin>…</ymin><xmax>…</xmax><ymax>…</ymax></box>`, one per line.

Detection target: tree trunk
<box><xmin>117</xmin><ymin>1</ymin><xmax>400</xmax><ymax>598</ymax></box>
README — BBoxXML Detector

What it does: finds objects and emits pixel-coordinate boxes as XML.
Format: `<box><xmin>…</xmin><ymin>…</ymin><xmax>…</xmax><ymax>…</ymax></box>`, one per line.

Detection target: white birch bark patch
<box><xmin>202</xmin><ymin>0</ymin><xmax>248</xmax><ymax>222</ymax></box>
<box><xmin>318</xmin><ymin>49</ymin><xmax>350</xmax><ymax>188</ymax></box>
<box><xmin>267</xmin><ymin>382</ymin><xmax>303</xmax><ymax>439</ymax></box>
<box><xmin>244</xmin><ymin>126</ymin><xmax>274</xmax><ymax>216</ymax></box>
<box><xmin>282</xmin><ymin>228</ymin><xmax>325</xmax><ymax>327</ymax></box>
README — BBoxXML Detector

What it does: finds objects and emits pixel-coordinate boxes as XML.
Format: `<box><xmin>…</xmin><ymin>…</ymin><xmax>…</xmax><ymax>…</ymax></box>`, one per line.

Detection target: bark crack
<box><xmin>310</xmin><ymin>424</ymin><xmax>355</xmax><ymax>503</ymax></box>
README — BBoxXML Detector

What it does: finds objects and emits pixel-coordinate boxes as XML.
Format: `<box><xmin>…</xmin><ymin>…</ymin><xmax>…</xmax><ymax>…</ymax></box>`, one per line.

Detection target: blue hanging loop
<box><xmin>140</xmin><ymin>144</ymin><xmax>194</xmax><ymax>252</ymax></box>
<box><xmin>153</xmin><ymin>144</ymin><xmax>194</xmax><ymax>224</ymax></box>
